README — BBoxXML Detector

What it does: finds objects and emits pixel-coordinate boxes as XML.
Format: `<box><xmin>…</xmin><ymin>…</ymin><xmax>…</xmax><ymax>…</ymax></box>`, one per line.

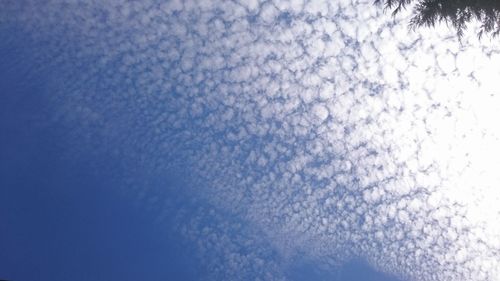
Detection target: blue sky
<box><xmin>0</xmin><ymin>39</ymin><xmax>199</xmax><ymax>281</ymax></box>
<box><xmin>2</xmin><ymin>1</ymin><xmax>500</xmax><ymax>281</ymax></box>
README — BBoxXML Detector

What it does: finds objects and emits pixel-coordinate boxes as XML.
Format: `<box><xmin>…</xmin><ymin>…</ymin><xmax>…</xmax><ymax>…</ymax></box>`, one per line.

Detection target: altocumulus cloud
<box><xmin>2</xmin><ymin>0</ymin><xmax>500</xmax><ymax>280</ymax></box>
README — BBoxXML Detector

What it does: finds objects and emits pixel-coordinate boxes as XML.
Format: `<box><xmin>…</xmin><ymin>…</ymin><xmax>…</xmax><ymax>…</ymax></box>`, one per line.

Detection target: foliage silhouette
<box><xmin>375</xmin><ymin>0</ymin><xmax>500</xmax><ymax>39</ymax></box>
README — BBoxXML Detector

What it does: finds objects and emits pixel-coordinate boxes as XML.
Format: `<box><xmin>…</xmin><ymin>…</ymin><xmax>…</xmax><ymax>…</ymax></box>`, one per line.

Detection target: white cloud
<box><xmin>4</xmin><ymin>0</ymin><xmax>500</xmax><ymax>280</ymax></box>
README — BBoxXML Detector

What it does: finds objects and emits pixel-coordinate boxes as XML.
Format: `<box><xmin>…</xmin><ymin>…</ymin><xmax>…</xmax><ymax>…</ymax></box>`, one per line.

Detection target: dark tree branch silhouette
<box><xmin>375</xmin><ymin>0</ymin><xmax>500</xmax><ymax>39</ymax></box>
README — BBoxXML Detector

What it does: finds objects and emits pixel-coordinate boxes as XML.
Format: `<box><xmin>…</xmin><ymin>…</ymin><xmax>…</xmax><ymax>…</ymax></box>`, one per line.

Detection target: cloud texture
<box><xmin>2</xmin><ymin>0</ymin><xmax>500</xmax><ymax>280</ymax></box>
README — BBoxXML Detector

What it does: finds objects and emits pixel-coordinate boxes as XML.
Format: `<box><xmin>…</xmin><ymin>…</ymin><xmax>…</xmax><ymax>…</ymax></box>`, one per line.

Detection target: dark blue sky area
<box><xmin>0</xmin><ymin>37</ymin><xmax>199</xmax><ymax>281</ymax></box>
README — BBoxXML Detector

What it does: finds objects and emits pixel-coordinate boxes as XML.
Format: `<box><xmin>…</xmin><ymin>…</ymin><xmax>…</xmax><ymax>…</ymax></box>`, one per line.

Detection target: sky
<box><xmin>1</xmin><ymin>1</ymin><xmax>500</xmax><ymax>281</ymax></box>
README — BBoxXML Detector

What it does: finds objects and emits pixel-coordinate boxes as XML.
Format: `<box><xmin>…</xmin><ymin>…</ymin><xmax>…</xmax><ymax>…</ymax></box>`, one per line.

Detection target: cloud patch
<box><xmin>2</xmin><ymin>0</ymin><xmax>500</xmax><ymax>280</ymax></box>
